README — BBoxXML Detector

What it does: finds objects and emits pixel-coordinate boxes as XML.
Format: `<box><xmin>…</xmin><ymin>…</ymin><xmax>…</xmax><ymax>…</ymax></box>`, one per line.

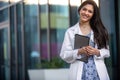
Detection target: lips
<box><xmin>81</xmin><ymin>14</ymin><xmax>89</xmax><ymax>19</ymax></box>
<box><xmin>81</xmin><ymin>15</ymin><xmax>89</xmax><ymax>21</ymax></box>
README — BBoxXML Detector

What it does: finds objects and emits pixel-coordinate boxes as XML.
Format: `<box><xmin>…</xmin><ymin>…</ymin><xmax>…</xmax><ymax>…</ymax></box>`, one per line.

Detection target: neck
<box><xmin>79</xmin><ymin>21</ymin><xmax>90</xmax><ymax>28</ymax></box>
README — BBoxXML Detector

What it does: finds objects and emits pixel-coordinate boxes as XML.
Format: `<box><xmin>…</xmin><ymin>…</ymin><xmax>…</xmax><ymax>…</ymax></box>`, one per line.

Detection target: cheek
<box><xmin>79</xmin><ymin>11</ymin><xmax>84</xmax><ymax>16</ymax></box>
<box><xmin>90</xmin><ymin>14</ymin><xmax>94</xmax><ymax>19</ymax></box>
<box><xmin>79</xmin><ymin>10</ymin><xmax>83</xmax><ymax>15</ymax></box>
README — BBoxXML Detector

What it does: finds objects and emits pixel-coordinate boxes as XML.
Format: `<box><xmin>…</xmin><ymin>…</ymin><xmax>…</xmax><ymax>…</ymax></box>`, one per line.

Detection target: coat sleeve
<box><xmin>94</xmin><ymin>45</ymin><xmax>110</xmax><ymax>60</ymax></box>
<box><xmin>60</xmin><ymin>30</ymin><xmax>82</xmax><ymax>63</ymax></box>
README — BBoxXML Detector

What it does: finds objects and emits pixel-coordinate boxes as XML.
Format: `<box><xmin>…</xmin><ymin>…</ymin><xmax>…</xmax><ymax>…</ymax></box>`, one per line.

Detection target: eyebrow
<box><xmin>82</xmin><ymin>6</ymin><xmax>94</xmax><ymax>12</ymax></box>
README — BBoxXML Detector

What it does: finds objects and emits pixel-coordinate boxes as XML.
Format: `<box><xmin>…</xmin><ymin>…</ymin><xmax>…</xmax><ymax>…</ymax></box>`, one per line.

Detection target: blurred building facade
<box><xmin>0</xmin><ymin>0</ymin><xmax>119</xmax><ymax>80</ymax></box>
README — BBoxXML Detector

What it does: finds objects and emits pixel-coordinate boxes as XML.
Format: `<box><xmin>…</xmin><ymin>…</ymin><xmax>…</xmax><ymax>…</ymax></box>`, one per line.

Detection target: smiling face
<box><xmin>79</xmin><ymin>4</ymin><xmax>94</xmax><ymax>23</ymax></box>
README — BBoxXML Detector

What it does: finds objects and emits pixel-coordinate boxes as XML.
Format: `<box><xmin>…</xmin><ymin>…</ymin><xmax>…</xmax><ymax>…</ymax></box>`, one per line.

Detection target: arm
<box><xmin>86</xmin><ymin>45</ymin><xmax>110</xmax><ymax>59</ymax></box>
<box><xmin>95</xmin><ymin>46</ymin><xmax>110</xmax><ymax>59</ymax></box>
<box><xmin>60</xmin><ymin>30</ymin><xmax>82</xmax><ymax>63</ymax></box>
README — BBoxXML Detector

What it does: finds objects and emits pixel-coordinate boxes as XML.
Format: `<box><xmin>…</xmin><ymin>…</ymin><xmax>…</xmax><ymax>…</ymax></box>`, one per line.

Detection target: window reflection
<box><xmin>10</xmin><ymin>5</ymin><xmax>16</xmax><ymax>80</ymax></box>
<box><xmin>0</xmin><ymin>27</ymin><xmax>9</xmax><ymax>80</ymax></box>
<box><xmin>0</xmin><ymin>0</ymin><xmax>9</xmax><ymax>8</ymax></box>
<box><xmin>49</xmin><ymin>1</ymin><xmax>69</xmax><ymax>59</ymax></box>
<box><xmin>16</xmin><ymin>3</ymin><xmax>24</xmax><ymax>80</ymax></box>
<box><xmin>24</xmin><ymin>2</ymin><xmax>40</xmax><ymax>69</ymax></box>
<box><xmin>39</xmin><ymin>0</ymin><xmax>49</xmax><ymax>60</ymax></box>
<box><xmin>0</xmin><ymin>9</ymin><xmax>8</xmax><ymax>23</ymax></box>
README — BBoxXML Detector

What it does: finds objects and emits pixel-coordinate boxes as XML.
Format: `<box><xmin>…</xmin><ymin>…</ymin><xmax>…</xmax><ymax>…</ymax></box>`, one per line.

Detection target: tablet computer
<box><xmin>74</xmin><ymin>34</ymin><xmax>90</xmax><ymax>49</ymax></box>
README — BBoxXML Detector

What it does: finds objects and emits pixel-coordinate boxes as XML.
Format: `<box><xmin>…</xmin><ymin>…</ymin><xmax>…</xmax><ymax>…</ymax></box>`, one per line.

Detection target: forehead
<box><xmin>82</xmin><ymin>4</ymin><xmax>94</xmax><ymax>11</ymax></box>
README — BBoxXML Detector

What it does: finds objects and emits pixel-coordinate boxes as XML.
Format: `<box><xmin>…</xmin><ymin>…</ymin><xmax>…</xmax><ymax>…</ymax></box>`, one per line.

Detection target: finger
<box><xmin>82</xmin><ymin>47</ymin><xmax>86</xmax><ymax>50</ymax></box>
<box><xmin>86</xmin><ymin>49</ymin><xmax>94</xmax><ymax>55</ymax></box>
<box><xmin>87</xmin><ymin>46</ymin><xmax>93</xmax><ymax>49</ymax></box>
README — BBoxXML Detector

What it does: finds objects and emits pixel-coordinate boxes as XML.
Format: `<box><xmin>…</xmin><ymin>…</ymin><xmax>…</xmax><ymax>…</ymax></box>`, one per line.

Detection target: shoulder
<box><xmin>65</xmin><ymin>22</ymin><xmax>79</xmax><ymax>34</ymax></box>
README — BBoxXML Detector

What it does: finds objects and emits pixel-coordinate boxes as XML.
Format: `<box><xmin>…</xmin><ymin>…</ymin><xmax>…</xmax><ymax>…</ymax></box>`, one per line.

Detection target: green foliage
<box><xmin>36</xmin><ymin>57</ymin><xmax>68</xmax><ymax>69</ymax></box>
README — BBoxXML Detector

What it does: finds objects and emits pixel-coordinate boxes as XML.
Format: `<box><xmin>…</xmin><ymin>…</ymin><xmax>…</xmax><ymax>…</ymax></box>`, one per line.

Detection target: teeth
<box><xmin>83</xmin><ymin>16</ymin><xmax>88</xmax><ymax>19</ymax></box>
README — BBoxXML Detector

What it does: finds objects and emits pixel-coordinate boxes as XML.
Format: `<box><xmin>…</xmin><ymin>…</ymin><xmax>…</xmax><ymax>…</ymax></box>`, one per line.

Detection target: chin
<box><xmin>81</xmin><ymin>20</ymin><xmax>89</xmax><ymax>23</ymax></box>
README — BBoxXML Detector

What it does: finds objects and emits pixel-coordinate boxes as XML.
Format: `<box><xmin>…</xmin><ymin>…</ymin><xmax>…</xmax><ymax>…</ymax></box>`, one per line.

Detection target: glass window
<box><xmin>49</xmin><ymin>0</ymin><xmax>69</xmax><ymax>68</ymax></box>
<box><xmin>9</xmin><ymin>5</ymin><xmax>17</xmax><ymax>80</ymax></box>
<box><xmin>0</xmin><ymin>26</ymin><xmax>9</xmax><ymax>80</ymax></box>
<box><xmin>16</xmin><ymin>2</ymin><xmax>23</xmax><ymax>80</ymax></box>
<box><xmin>24</xmin><ymin>1</ymin><xmax>40</xmax><ymax>69</ymax></box>
<box><xmin>39</xmin><ymin>0</ymin><xmax>49</xmax><ymax>61</ymax></box>
<box><xmin>0</xmin><ymin>0</ymin><xmax>9</xmax><ymax>8</ymax></box>
<box><xmin>69</xmin><ymin>0</ymin><xmax>81</xmax><ymax>27</ymax></box>
<box><xmin>0</xmin><ymin>8</ymin><xmax>8</xmax><ymax>23</ymax></box>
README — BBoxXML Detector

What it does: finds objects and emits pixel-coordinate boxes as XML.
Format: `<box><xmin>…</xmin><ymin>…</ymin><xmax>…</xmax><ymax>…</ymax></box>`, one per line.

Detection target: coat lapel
<box><xmin>73</xmin><ymin>22</ymin><xmax>94</xmax><ymax>43</ymax></box>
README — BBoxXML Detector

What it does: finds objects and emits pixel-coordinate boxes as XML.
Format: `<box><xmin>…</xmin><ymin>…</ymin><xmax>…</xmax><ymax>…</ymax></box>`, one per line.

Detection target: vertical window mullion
<box><xmin>21</xmin><ymin>1</ymin><xmax>25</xmax><ymax>80</ymax></box>
<box><xmin>37</xmin><ymin>0</ymin><xmax>41</xmax><ymax>64</ymax></box>
<box><xmin>47</xmin><ymin>0</ymin><xmax>51</xmax><ymax>61</ymax></box>
<box><xmin>14</xmin><ymin>4</ymin><xmax>18</xmax><ymax>80</ymax></box>
<box><xmin>8</xmin><ymin>6</ymin><xmax>11</xmax><ymax>80</ymax></box>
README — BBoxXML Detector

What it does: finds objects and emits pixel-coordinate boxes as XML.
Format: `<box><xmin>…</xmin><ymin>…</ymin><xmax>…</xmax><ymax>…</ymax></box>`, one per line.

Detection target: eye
<box><xmin>82</xmin><ymin>8</ymin><xmax>87</xmax><ymax>11</ymax></box>
<box><xmin>88</xmin><ymin>10</ymin><xmax>93</xmax><ymax>13</ymax></box>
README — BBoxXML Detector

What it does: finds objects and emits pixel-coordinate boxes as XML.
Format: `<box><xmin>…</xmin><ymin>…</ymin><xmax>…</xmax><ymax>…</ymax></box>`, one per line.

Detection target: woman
<box><xmin>60</xmin><ymin>0</ymin><xmax>110</xmax><ymax>80</ymax></box>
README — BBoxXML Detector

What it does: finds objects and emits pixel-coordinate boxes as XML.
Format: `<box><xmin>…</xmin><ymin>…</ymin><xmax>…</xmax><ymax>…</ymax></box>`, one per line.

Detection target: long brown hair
<box><xmin>78</xmin><ymin>0</ymin><xmax>109</xmax><ymax>49</ymax></box>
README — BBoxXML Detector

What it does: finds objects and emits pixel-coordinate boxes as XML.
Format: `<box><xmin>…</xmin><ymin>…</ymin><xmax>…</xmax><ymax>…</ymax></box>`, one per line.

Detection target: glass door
<box><xmin>0</xmin><ymin>22</ymin><xmax>10</xmax><ymax>80</ymax></box>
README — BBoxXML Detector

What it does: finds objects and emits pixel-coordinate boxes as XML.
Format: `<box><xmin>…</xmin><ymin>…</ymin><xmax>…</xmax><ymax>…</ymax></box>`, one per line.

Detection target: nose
<box><xmin>84</xmin><ymin>10</ymin><xmax>89</xmax><ymax>15</ymax></box>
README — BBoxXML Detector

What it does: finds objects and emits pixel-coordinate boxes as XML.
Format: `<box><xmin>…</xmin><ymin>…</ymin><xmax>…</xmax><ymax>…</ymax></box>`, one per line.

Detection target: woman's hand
<box><xmin>77</xmin><ymin>47</ymin><xmax>89</xmax><ymax>56</ymax></box>
<box><xmin>86</xmin><ymin>46</ymin><xmax>100</xmax><ymax>56</ymax></box>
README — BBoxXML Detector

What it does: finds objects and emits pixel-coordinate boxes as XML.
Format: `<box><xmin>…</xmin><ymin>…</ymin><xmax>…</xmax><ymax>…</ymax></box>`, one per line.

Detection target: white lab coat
<box><xmin>60</xmin><ymin>22</ymin><xmax>110</xmax><ymax>80</ymax></box>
